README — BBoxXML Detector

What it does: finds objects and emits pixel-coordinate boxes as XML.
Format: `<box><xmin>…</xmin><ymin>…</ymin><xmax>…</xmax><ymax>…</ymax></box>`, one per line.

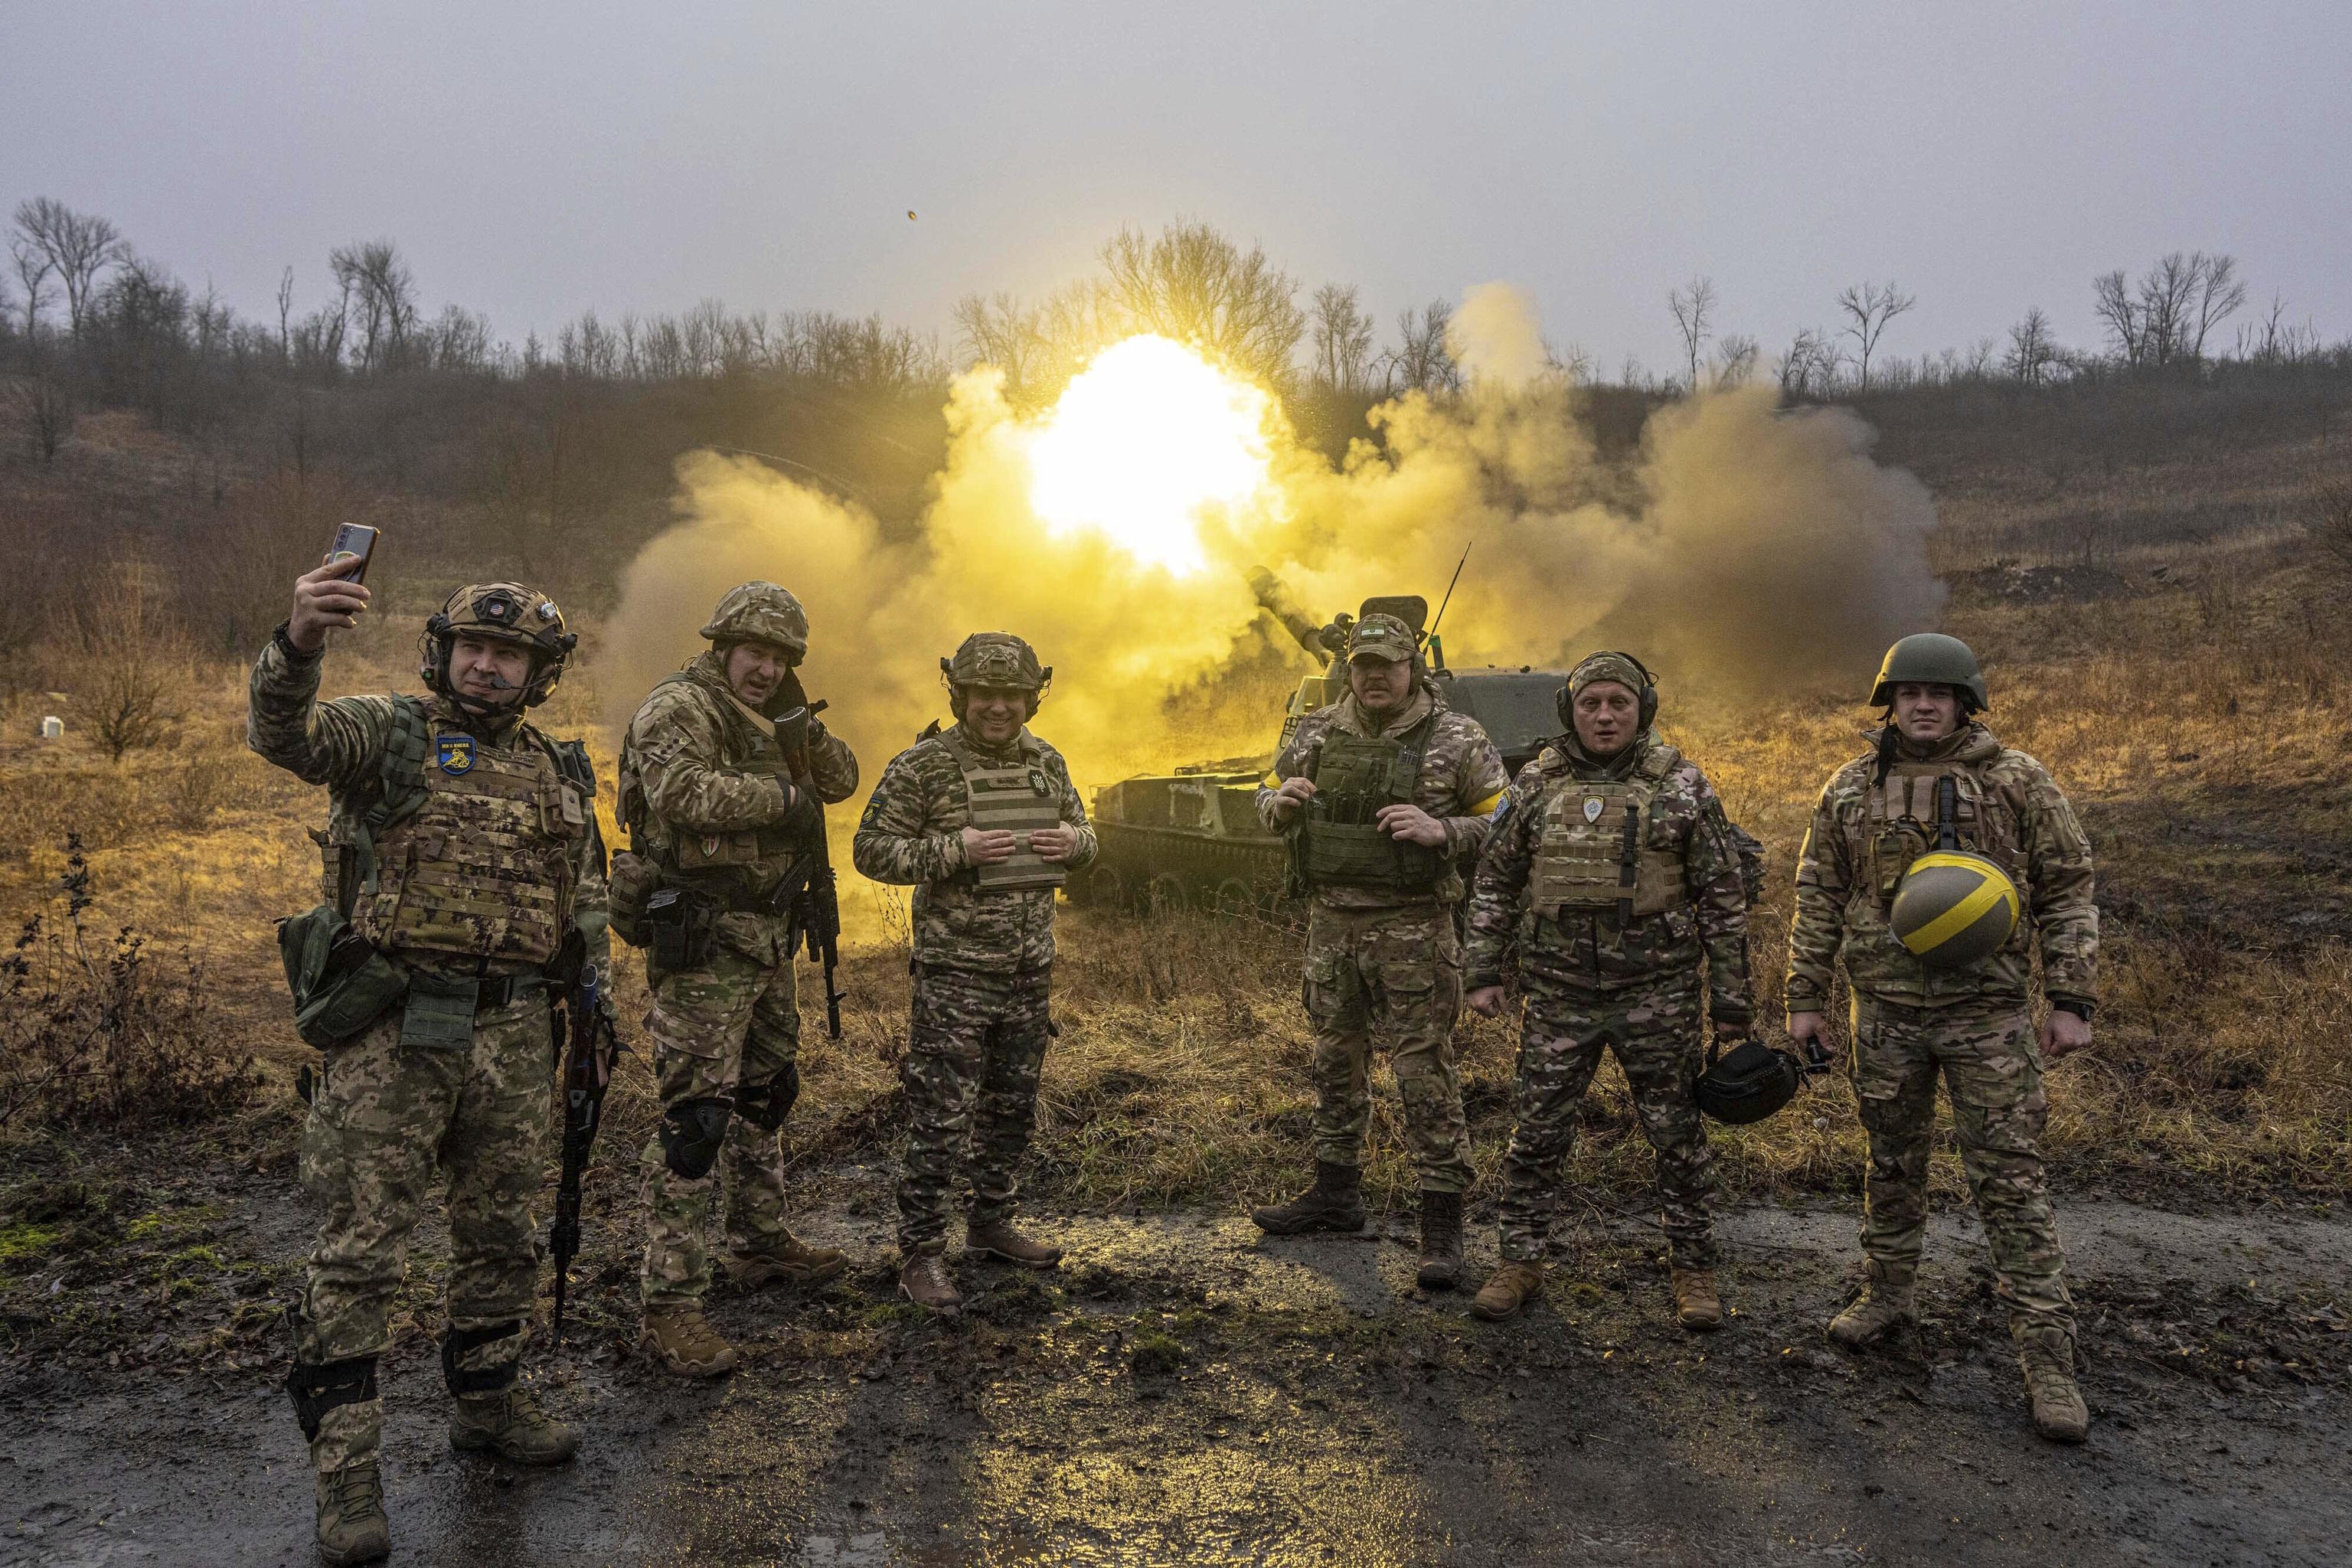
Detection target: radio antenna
<box><xmin>1426</xmin><ymin>541</ymin><xmax>1473</xmax><ymax>644</ymax></box>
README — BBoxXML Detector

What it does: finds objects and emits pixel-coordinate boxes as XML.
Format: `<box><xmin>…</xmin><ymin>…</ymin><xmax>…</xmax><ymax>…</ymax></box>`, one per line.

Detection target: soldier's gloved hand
<box><xmin>1465</xmin><ymin>985</ymin><xmax>1506</xmax><ymax>1018</ymax></box>
<box><xmin>962</xmin><ymin>826</ymin><xmax>1018</xmax><ymax>865</ymax></box>
<box><xmin>1376</xmin><ymin>802</ymin><xmax>1449</xmax><ymax>847</ymax></box>
<box><xmin>1028</xmin><ymin>825</ymin><xmax>1080</xmax><ymax>863</ymax></box>
<box><xmin>288</xmin><ymin>557</ymin><xmax>372</xmax><ymax>653</ymax></box>
<box><xmin>1269</xmin><ymin>776</ymin><xmax>1317</xmax><ymax>822</ymax></box>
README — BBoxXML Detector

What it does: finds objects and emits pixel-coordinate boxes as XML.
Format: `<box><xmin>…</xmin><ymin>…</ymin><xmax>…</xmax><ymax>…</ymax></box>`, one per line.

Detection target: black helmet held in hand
<box><xmin>1694</xmin><ymin>1037</ymin><xmax>1807</xmax><ymax>1125</ymax></box>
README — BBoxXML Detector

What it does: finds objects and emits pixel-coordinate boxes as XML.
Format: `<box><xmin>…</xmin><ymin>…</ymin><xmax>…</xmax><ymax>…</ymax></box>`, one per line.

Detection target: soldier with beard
<box><xmin>1787</xmin><ymin>634</ymin><xmax>2098</xmax><ymax>1443</ymax></box>
<box><xmin>617</xmin><ymin>583</ymin><xmax>859</xmax><ymax>1377</ymax></box>
<box><xmin>253</xmin><ymin>567</ymin><xmax>606</xmax><ymax>1565</ymax></box>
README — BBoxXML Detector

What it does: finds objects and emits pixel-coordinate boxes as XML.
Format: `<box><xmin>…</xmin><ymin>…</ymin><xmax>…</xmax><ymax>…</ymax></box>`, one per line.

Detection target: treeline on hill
<box><xmin>3</xmin><ymin>195</ymin><xmax>2350</xmax><ymax>694</ymax></box>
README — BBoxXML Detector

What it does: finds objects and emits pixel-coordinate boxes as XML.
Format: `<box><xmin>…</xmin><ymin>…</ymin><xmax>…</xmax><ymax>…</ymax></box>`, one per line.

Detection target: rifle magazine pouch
<box><xmin>278</xmin><ymin>905</ymin><xmax>409</xmax><ymax>1050</ymax></box>
<box><xmin>643</xmin><ymin>887</ymin><xmax>715</xmax><ymax>972</ymax></box>
<box><xmin>398</xmin><ymin>971</ymin><xmax>481</xmax><ymax>1052</ymax></box>
<box><xmin>606</xmin><ymin>850</ymin><xmax>658</xmax><ymax>948</ymax></box>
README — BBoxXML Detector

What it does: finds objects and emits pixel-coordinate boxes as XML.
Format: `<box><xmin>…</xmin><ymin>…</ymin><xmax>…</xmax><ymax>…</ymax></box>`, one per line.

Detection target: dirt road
<box><xmin>5</xmin><ymin>1174</ymin><xmax>2347</xmax><ymax>1567</ymax></box>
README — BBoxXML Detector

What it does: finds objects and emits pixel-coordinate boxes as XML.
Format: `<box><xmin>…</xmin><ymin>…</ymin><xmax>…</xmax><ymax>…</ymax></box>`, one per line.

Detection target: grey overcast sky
<box><xmin>8</xmin><ymin>2</ymin><xmax>2349</xmax><ymax>374</ymax></box>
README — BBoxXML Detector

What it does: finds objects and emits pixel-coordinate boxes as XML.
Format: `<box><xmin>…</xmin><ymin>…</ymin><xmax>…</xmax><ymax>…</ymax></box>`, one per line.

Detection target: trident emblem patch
<box><xmin>436</xmin><ymin>736</ymin><xmax>475</xmax><ymax>774</ymax></box>
<box><xmin>1583</xmin><ymin>796</ymin><xmax>1606</xmax><ymax>824</ymax></box>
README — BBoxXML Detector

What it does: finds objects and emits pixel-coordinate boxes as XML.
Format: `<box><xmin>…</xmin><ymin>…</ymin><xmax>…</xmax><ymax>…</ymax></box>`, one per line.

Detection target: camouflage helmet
<box><xmin>1344</xmin><ymin>612</ymin><xmax>1419</xmax><ymax>666</ymax></box>
<box><xmin>420</xmin><ymin>582</ymin><xmax>576</xmax><ymax>708</ymax></box>
<box><xmin>1870</xmin><ymin>633</ymin><xmax>1988</xmax><ymax>712</ymax></box>
<box><xmin>942</xmin><ymin>632</ymin><xmax>1051</xmax><ymax>719</ymax></box>
<box><xmin>700</xmin><ymin>581</ymin><xmax>809</xmax><ymax>659</ymax></box>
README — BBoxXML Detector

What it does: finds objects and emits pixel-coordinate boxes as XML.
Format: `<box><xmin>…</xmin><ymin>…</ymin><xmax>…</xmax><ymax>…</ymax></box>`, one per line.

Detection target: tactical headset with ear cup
<box><xmin>1553</xmin><ymin>652</ymin><xmax>1658</xmax><ymax>733</ymax></box>
<box><xmin>419</xmin><ymin>583</ymin><xmax>577</xmax><ymax>711</ymax></box>
<box><xmin>941</xmin><ymin>632</ymin><xmax>1051</xmax><ymax>722</ymax></box>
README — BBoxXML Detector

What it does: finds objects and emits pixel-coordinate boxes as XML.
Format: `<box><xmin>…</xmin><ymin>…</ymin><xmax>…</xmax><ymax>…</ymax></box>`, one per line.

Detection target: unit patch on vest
<box><xmin>1583</xmin><ymin>795</ymin><xmax>1605</xmax><ymax>824</ymax></box>
<box><xmin>437</xmin><ymin>736</ymin><xmax>475</xmax><ymax>774</ymax></box>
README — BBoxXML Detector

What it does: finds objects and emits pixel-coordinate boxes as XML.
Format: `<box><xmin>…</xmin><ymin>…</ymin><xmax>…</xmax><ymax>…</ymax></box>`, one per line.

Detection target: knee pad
<box><xmin>441</xmin><ymin>1320</ymin><xmax>524</xmax><ymax>1396</ymax></box>
<box><xmin>735</xmin><ymin>1064</ymin><xmax>800</xmax><ymax>1132</ymax></box>
<box><xmin>660</xmin><ymin>1095</ymin><xmax>733</xmax><ymax>1179</ymax></box>
<box><xmin>286</xmin><ymin>1354</ymin><xmax>379</xmax><ymax>1440</ymax></box>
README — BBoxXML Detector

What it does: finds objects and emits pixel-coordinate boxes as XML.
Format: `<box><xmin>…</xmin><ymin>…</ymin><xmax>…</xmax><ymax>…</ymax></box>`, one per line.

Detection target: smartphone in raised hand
<box><xmin>325</xmin><ymin>524</ymin><xmax>379</xmax><ymax>583</ymax></box>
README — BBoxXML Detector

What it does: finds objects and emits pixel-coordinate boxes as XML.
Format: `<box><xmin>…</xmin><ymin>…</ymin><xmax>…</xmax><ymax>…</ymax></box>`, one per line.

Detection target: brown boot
<box><xmin>967</xmin><ymin>1220</ymin><xmax>1063</xmax><ymax>1269</ymax></box>
<box><xmin>1672</xmin><ymin>1267</ymin><xmax>1723</xmax><ymax>1331</ymax></box>
<box><xmin>729</xmin><ymin>1230</ymin><xmax>851</xmax><ymax>1289</ymax></box>
<box><xmin>899</xmin><ymin>1252</ymin><xmax>964</xmax><ymax>1314</ymax></box>
<box><xmin>2018</xmin><ymin>1326</ymin><xmax>2090</xmax><ymax>1443</ymax></box>
<box><xmin>639</xmin><ymin>1307</ymin><xmax>740</xmax><ymax>1378</ymax></box>
<box><xmin>1829</xmin><ymin>1259</ymin><xmax>1916</xmax><ymax>1348</ymax></box>
<box><xmin>1416</xmin><ymin>1191</ymin><xmax>1464</xmax><ymax>1290</ymax></box>
<box><xmin>1250</xmin><ymin>1160</ymin><xmax>1367</xmax><ymax>1236</ymax></box>
<box><xmin>1471</xmin><ymin>1262</ymin><xmax>1545</xmax><ymax>1321</ymax></box>
<box><xmin>449</xmin><ymin>1385</ymin><xmax>578</xmax><ymax>1465</ymax></box>
<box><xmin>313</xmin><ymin>1462</ymin><xmax>390</xmax><ymax>1566</ymax></box>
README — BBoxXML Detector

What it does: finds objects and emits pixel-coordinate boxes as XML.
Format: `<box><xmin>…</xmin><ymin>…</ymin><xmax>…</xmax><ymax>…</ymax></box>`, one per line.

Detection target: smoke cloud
<box><xmin>601</xmin><ymin>286</ymin><xmax>1942</xmax><ymax>792</ymax></box>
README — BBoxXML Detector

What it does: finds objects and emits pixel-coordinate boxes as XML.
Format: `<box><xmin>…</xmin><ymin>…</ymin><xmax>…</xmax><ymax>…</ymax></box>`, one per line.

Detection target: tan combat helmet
<box><xmin>420</xmin><ymin>583</ymin><xmax>576</xmax><ymax>708</ymax></box>
<box><xmin>942</xmin><ymin>632</ymin><xmax>1051</xmax><ymax>718</ymax></box>
<box><xmin>701</xmin><ymin>582</ymin><xmax>810</xmax><ymax>660</ymax></box>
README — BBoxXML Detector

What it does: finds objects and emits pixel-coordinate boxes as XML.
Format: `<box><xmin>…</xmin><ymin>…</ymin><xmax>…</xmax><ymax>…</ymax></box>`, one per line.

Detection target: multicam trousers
<box><xmin>294</xmin><ymin>988</ymin><xmax>551</xmax><ymax>1471</ymax></box>
<box><xmin>639</xmin><ymin>937</ymin><xmax>804</xmax><ymax>1311</ymax></box>
<box><xmin>1497</xmin><ymin>978</ymin><xmax>1717</xmax><ymax>1269</ymax></box>
<box><xmin>896</xmin><ymin>962</ymin><xmax>1053</xmax><ymax>1256</ymax></box>
<box><xmin>1301</xmin><ymin>901</ymin><xmax>1474</xmax><ymax>1194</ymax></box>
<box><xmin>1847</xmin><ymin>991</ymin><xmax>2073</xmax><ymax>1336</ymax></box>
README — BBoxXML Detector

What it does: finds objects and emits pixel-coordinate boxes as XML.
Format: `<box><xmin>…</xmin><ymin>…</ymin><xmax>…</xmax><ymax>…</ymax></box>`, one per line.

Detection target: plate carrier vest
<box><xmin>1527</xmin><ymin>741</ymin><xmax>1687</xmax><ymax>923</ymax></box>
<box><xmin>315</xmin><ymin>696</ymin><xmax>591</xmax><ymax>967</ymax></box>
<box><xmin>1294</xmin><ymin>709</ymin><xmax>1446</xmax><ymax>897</ymax></box>
<box><xmin>1862</xmin><ymin>752</ymin><xmax>2017</xmax><ymax>908</ymax></box>
<box><xmin>616</xmin><ymin>671</ymin><xmax>814</xmax><ymax>905</ymax></box>
<box><xmin>936</xmin><ymin>728</ymin><xmax>1065</xmax><ymax>891</ymax></box>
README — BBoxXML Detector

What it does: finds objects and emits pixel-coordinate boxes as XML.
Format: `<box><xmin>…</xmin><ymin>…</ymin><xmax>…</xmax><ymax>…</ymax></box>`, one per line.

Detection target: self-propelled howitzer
<box><xmin>1071</xmin><ymin>567</ymin><xmax>1566</xmax><ymax>913</ymax></box>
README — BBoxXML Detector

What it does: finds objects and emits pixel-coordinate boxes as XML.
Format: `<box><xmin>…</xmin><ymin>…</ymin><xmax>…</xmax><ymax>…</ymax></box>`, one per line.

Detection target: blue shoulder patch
<box><xmin>436</xmin><ymin>735</ymin><xmax>475</xmax><ymax>774</ymax></box>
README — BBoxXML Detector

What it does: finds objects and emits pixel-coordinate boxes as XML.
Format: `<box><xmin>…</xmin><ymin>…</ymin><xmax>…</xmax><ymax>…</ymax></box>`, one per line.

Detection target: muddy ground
<box><xmin>4</xmin><ymin>1152</ymin><xmax>2348</xmax><ymax>1568</ymax></box>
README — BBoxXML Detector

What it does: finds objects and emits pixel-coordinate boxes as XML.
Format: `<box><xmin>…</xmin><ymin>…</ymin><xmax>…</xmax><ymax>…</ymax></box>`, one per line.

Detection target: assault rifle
<box><xmin>773</xmin><ymin>700</ymin><xmax>847</xmax><ymax>1040</ymax></box>
<box><xmin>548</xmin><ymin>950</ymin><xmax>621</xmax><ymax>1342</ymax></box>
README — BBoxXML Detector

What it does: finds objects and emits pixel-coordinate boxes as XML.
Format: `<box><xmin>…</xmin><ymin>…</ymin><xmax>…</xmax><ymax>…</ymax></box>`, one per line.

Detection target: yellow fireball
<box><xmin>1027</xmin><ymin>335</ymin><xmax>1274</xmax><ymax>574</ymax></box>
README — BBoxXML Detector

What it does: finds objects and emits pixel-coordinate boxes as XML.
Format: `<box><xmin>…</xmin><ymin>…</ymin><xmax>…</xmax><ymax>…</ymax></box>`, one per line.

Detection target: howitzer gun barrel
<box><xmin>1248</xmin><ymin>566</ymin><xmax>1332</xmax><ymax>668</ymax></box>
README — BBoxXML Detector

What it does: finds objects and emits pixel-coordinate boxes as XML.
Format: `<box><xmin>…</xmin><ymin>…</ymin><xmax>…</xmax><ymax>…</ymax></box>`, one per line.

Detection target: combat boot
<box><xmin>313</xmin><ymin>1462</ymin><xmax>390</xmax><ymax>1566</ymax></box>
<box><xmin>1828</xmin><ymin>1263</ymin><xmax>1916</xmax><ymax>1348</ymax></box>
<box><xmin>449</xmin><ymin>1385</ymin><xmax>579</xmax><ymax>1465</ymax></box>
<box><xmin>729</xmin><ymin>1230</ymin><xmax>851</xmax><ymax>1289</ymax></box>
<box><xmin>1471</xmin><ymin>1262</ymin><xmax>1545</xmax><ymax>1321</ymax></box>
<box><xmin>1250</xmin><ymin>1160</ymin><xmax>1367</xmax><ymax>1236</ymax></box>
<box><xmin>968</xmin><ymin>1220</ymin><xmax>1064</xmax><ymax>1269</ymax></box>
<box><xmin>640</xmin><ymin>1307</ymin><xmax>740</xmax><ymax>1378</ymax></box>
<box><xmin>898</xmin><ymin>1252</ymin><xmax>964</xmax><ymax>1315</ymax></box>
<box><xmin>1416</xmin><ymin>1191</ymin><xmax>1464</xmax><ymax>1290</ymax></box>
<box><xmin>2017</xmin><ymin>1326</ymin><xmax>2090</xmax><ymax>1444</ymax></box>
<box><xmin>1672</xmin><ymin>1267</ymin><xmax>1724</xmax><ymax>1331</ymax></box>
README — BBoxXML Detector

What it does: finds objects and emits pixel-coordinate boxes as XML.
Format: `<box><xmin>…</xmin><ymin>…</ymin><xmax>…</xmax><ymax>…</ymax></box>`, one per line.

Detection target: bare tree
<box><xmin>1834</xmin><ymin>280</ymin><xmax>1916</xmax><ymax>390</ymax></box>
<box><xmin>1712</xmin><ymin>332</ymin><xmax>1759</xmax><ymax>388</ymax></box>
<box><xmin>1666</xmin><ymin>276</ymin><xmax>1717</xmax><ymax>393</ymax></box>
<box><xmin>2137</xmin><ymin>253</ymin><xmax>2199</xmax><ymax>367</ymax></box>
<box><xmin>2092</xmin><ymin>269</ymin><xmax>2145</xmax><ymax>364</ymax></box>
<box><xmin>2004</xmin><ymin>308</ymin><xmax>2059</xmax><ymax>384</ymax></box>
<box><xmin>952</xmin><ymin>291</ymin><xmax>1047</xmax><ymax>397</ymax></box>
<box><xmin>1775</xmin><ymin>327</ymin><xmax>1838</xmax><ymax>397</ymax></box>
<box><xmin>2236</xmin><ymin>292</ymin><xmax>2319</xmax><ymax>364</ymax></box>
<box><xmin>1098</xmin><ymin>222</ymin><xmax>1304</xmax><ymax>388</ymax></box>
<box><xmin>11</xmin><ymin>198</ymin><xmax>123</xmax><ymax>338</ymax></box>
<box><xmin>276</xmin><ymin>266</ymin><xmax>296</xmax><ymax>362</ymax></box>
<box><xmin>9</xmin><ymin>232</ymin><xmax>55</xmax><ymax>340</ymax></box>
<box><xmin>1308</xmin><ymin>283</ymin><xmax>1375</xmax><ymax>395</ymax></box>
<box><xmin>1380</xmin><ymin>300</ymin><xmax>1460</xmax><ymax>395</ymax></box>
<box><xmin>2187</xmin><ymin>252</ymin><xmax>2246</xmax><ymax>360</ymax></box>
<box><xmin>328</xmin><ymin>239</ymin><xmax>419</xmax><ymax>372</ymax></box>
<box><xmin>2093</xmin><ymin>252</ymin><xmax>2248</xmax><ymax>368</ymax></box>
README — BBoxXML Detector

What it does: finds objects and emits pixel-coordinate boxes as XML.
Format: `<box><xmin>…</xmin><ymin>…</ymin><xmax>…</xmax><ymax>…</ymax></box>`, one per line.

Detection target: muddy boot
<box><xmin>639</xmin><ymin>1307</ymin><xmax>740</xmax><ymax>1378</ymax></box>
<box><xmin>1828</xmin><ymin>1263</ymin><xmax>1916</xmax><ymax>1348</ymax></box>
<box><xmin>313</xmin><ymin>1463</ymin><xmax>390</xmax><ymax>1566</ymax></box>
<box><xmin>729</xmin><ymin>1230</ymin><xmax>851</xmax><ymax>1289</ymax></box>
<box><xmin>1471</xmin><ymin>1262</ymin><xmax>1545</xmax><ymax>1322</ymax></box>
<box><xmin>450</xmin><ymin>1385</ymin><xmax>578</xmax><ymax>1465</ymax></box>
<box><xmin>1672</xmin><ymin>1267</ymin><xmax>1723</xmax><ymax>1331</ymax></box>
<box><xmin>1416</xmin><ymin>1191</ymin><xmax>1464</xmax><ymax>1290</ymax></box>
<box><xmin>1250</xmin><ymin>1160</ymin><xmax>1367</xmax><ymax>1236</ymax></box>
<box><xmin>968</xmin><ymin>1220</ymin><xmax>1064</xmax><ymax>1269</ymax></box>
<box><xmin>898</xmin><ymin>1252</ymin><xmax>964</xmax><ymax>1315</ymax></box>
<box><xmin>2017</xmin><ymin>1326</ymin><xmax>2090</xmax><ymax>1444</ymax></box>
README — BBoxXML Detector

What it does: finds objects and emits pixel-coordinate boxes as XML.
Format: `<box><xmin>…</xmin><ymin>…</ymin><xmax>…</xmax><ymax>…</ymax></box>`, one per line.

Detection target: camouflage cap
<box><xmin>1569</xmin><ymin>651</ymin><xmax>1648</xmax><ymax>700</ymax></box>
<box><xmin>942</xmin><ymin>631</ymin><xmax>1047</xmax><ymax>691</ymax></box>
<box><xmin>1345</xmin><ymin>612</ymin><xmax>1419</xmax><ymax>665</ymax></box>
<box><xmin>700</xmin><ymin>581</ymin><xmax>810</xmax><ymax>658</ymax></box>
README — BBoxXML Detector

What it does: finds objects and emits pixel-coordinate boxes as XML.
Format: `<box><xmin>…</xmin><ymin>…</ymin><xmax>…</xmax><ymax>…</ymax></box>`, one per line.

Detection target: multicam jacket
<box><xmin>1464</xmin><ymin>732</ymin><xmax>1751</xmax><ymax>1024</ymax></box>
<box><xmin>853</xmin><ymin>723</ymin><xmax>1096</xmax><ymax>972</ymax></box>
<box><xmin>1253</xmin><ymin>688</ymin><xmax>1509</xmax><ymax>910</ymax></box>
<box><xmin>247</xmin><ymin>628</ymin><xmax>609</xmax><ymax>975</ymax></box>
<box><xmin>1786</xmin><ymin>722</ymin><xmax>2098</xmax><ymax>1012</ymax></box>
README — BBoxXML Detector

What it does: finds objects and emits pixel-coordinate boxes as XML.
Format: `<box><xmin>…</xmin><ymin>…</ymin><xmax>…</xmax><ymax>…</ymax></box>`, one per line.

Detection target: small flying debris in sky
<box><xmin>907</xmin><ymin>210</ymin><xmax>917</xmax><ymax>220</ymax></box>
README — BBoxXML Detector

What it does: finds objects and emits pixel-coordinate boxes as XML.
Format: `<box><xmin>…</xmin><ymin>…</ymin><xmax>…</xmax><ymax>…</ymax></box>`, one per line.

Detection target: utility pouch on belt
<box><xmin>643</xmin><ymin>887</ymin><xmax>715</xmax><ymax>972</ymax></box>
<box><xmin>277</xmin><ymin>906</ymin><xmax>410</xmax><ymax>1050</ymax></box>
<box><xmin>606</xmin><ymin>850</ymin><xmax>658</xmax><ymax>948</ymax></box>
<box><xmin>399</xmin><ymin>971</ymin><xmax>481</xmax><ymax>1052</ymax></box>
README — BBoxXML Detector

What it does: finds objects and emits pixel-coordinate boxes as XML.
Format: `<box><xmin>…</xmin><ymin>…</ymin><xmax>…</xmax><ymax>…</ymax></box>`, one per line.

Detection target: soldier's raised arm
<box><xmin>247</xmin><ymin>559</ymin><xmax>403</xmax><ymax>791</ymax></box>
<box><xmin>800</xmin><ymin>714</ymin><xmax>861</xmax><ymax>804</ymax></box>
<box><xmin>627</xmin><ymin>684</ymin><xmax>798</xmax><ymax>834</ymax></box>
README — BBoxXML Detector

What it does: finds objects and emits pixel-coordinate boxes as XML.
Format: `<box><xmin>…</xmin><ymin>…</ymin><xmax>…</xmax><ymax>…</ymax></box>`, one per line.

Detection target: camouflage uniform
<box><xmin>1465</xmin><ymin>728</ymin><xmax>1752</xmax><ymax>1269</ymax></box>
<box><xmin>853</xmin><ymin>716</ymin><xmax>1094</xmax><ymax>1256</ymax></box>
<box><xmin>1256</xmin><ymin>668</ymin><xmax>1509</xmax><ymax>1194</ymax></box>
<box><xmin>250</xmin><ymin>601</ymin><xmax>606</xmax><ymax>1478</ymax></box>
<box><xmin>1788</xmin><ymin>720</ymin><xmax>2098</xmax><ymax>1339</ymax></box>
<box><xmin>616</xmin><ymin>646</ymin><xmax>859</xmax><ymax>1311</ymax></box>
